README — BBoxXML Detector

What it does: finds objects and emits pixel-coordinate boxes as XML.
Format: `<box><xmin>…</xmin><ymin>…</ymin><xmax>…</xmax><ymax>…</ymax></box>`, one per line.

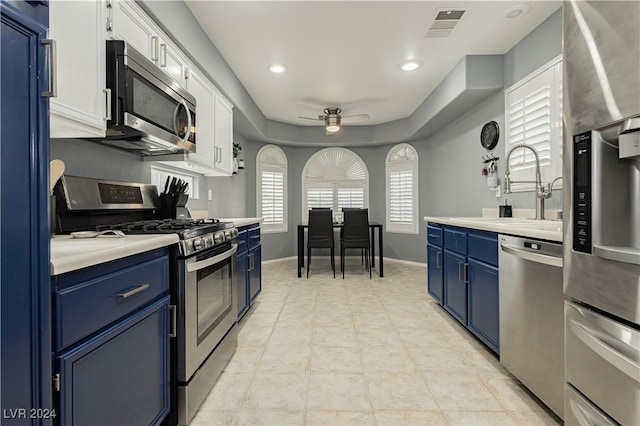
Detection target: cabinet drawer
<box><xmin>444</xmin><ymin>228</ymin><xmax>467</xmax><ymax>255</ymax></box>
<box><xmin>55</xmin><ymin>256</ymin><xmax>169</xmax><ymax>350</ymax></box>
<box><xmin>468</xmin><ymin>233</ymin><xmax>498</xmax><ymax>266</ymax></box>
<box><xmin>248</xmin><ymin>226</ymin><xmax>261</xmax><ymax>249</ymax></box>
<box><xmin>236</xmin><ymin>229</ymin><xmax>248</xmax><ymax>254</ymax></box>
<box><xmin>427</xmin><ymin>225</ymin><xmax>443</xmax><ymax>246</ymax></box>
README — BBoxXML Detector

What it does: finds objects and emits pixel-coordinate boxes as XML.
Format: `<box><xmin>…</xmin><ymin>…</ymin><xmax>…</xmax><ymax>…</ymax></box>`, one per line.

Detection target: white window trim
<box><xmin>385</xmin><ymin>143</ymin><xmax>419</xmax><ymax>234</ymax></box>
<box><xmin>301</xmin><ymin>148</ymin><xmax>369</xmax><ymax>222</ymax></box>
<box><xmin>504</xmin><ymin>54</ymin><xmax>563</xmax><ymax>192</ymax></box>
<box><xmin>150</xmin><ymin>164</ymin><xmax>200</xmax><ymax>199</ymax></box>
<box><xmin>256</xmin><ymin>145</ymin><xmax>288</xmax><ymax>234</ymax></box>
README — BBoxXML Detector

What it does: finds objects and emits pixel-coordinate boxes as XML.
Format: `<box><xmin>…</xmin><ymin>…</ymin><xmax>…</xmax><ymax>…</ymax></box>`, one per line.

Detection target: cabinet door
<box><xmin>212</xmin><ymin>95</ymin><xmax>234</xmax><ymax>175</ymax></box>
<box><xmin>110</xmin><ymin>0</ymin><xmax>155</xmax><ymax>60</ymax></box>
<box><xmin>467</xmin><ymin>259</ymin><xmax>499</xmax><ymax>353</ymax></box>
<box><xmin>56</xmin><ymin>297</ymin><xmax>170</xmax><ymax>426</ymax></box>
<box><xmin>427</xmin><ymin>244</ymin><xmax>443</xmax><ymax>304</ymax></box>
<box><xmin>249</xmin><ymin>245</ymin><xmax>262</xmax><ymax>303</ymax></box>
<box><xmin>443</xmin><ymin>250</ymin><xmax>467</xmax><ymax>325</ymax></box>
<box><xmin>157</xmin><ymin>36</ymin><xmax>186</xmax><ymax>87</ymax></box>
<box><xmin>185</xmin><ymin>67</ymin><xmax>215</xmax><ymax>169</ymax></box>
<box><xmin>49</xmin><ymin>0</ymin><xmax>107</xmax><ymax>138</ymax></box>
<box><xmin>1</xmin><ymin>3</ymin><xmax>52</xmax><ymax>418</ymax></box>
<box><xmin>236</xmin><ymin>249</ymin><xmax>249</xmax><ymax>319</ymax></box>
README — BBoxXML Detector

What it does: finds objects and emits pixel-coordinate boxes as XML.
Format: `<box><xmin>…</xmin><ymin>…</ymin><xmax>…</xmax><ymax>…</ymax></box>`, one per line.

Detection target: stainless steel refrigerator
<box><xmin>563</xmin><ymin>1</ymin><xmax>640</xmax><ymax>424</ymax></box>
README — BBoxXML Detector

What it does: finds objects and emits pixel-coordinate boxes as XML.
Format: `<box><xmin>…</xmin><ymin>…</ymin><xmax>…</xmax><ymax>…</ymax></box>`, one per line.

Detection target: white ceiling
<box><xmin>186</xmin><ymin>1</ymin><xmax>561</xmax><ymax>128</ymax></box>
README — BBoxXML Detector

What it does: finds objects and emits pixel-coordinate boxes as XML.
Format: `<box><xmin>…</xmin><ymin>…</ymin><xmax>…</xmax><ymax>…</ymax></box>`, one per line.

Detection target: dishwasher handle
<box><xmin>500</xmin><ymin>242</ymin><xmax>563</xmax><ymax>268</ymax></box>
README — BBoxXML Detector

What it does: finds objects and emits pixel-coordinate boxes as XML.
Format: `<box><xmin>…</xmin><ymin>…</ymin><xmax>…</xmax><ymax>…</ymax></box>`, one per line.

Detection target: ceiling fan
<box><xmin>298</xmin><ymin>107</ymin><xmax>370</xmax><ymax>135</ymax></box>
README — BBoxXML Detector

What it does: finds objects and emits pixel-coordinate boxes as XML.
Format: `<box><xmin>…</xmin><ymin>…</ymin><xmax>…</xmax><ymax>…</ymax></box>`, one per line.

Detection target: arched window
<box><xmin>386</xmin><ymin>143</ymin><xmax>419</xmax><ymax>234</ymax></box>
<box><xmin>302</xmin><ymin>148</ymin><xmax>369</xmax><ymax>220</ymax></box>
<box><xmin>256</xmin><ymin>144</ymin><xmax>287</xmax><ymax>233</ymax></box>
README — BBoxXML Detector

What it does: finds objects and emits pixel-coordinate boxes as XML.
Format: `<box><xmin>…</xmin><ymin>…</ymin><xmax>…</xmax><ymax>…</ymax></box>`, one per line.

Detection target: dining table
<box><xmin>297</xmin><ymin>222</ymin><xmax>384</xmax><ymax>278</ymax></box>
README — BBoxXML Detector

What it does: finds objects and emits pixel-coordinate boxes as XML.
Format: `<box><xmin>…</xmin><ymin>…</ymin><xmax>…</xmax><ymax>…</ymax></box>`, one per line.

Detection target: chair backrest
<box><xmin>308</xmin><ymin>209</ymin><xmax>334</xmax><ymax>247</ymax></box>
<box><xmin>343</xmin><ymin>208</ymin><xmax>369</xmax><ymax>246</ymax></box>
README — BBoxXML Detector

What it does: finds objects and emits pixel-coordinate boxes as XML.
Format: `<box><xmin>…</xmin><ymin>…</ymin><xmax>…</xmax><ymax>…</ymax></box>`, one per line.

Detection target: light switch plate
<box><xmin>207</xmin><ymin>190</ymin><xmax>213</xmax><ymax>201</ymax></box>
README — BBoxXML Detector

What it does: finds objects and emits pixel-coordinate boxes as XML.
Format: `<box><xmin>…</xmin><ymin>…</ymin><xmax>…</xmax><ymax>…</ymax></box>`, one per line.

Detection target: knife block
<box><xmin>159</xmin><ymin>193</ymin><xmax>190</xmax><ymax>219</ymax></box>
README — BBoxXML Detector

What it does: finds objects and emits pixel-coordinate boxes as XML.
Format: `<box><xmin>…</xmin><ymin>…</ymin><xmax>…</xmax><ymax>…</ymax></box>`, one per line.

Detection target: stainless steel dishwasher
<box><xmin>499</xmin><ymin>234</ymin><xmax>564</xmax><ymax>419</ymax></box>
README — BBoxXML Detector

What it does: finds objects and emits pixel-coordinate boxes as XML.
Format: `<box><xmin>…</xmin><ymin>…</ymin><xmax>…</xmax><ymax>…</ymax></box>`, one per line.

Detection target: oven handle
<box><xmin>186</xmin><ymin>244</ymin><xmax>237</xmax><ymax>273</ymax></box>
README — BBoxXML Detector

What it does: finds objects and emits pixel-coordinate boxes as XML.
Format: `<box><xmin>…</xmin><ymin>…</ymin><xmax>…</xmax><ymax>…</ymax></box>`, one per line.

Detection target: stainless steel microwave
<box><xmin>98</xmin><ymin>40</ymin><xmax>196</xmax><ymax>155</ymax></box>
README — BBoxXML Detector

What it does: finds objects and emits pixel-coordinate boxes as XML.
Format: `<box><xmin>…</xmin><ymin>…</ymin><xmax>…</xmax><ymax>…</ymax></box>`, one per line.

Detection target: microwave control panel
<box><xmin>573</xmin><ymin>131</ymin><xmax>592</xmax><ymax>254</ymax></box>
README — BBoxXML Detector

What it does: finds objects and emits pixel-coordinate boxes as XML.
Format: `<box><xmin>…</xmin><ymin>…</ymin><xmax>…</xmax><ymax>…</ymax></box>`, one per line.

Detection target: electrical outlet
<box><xmin>495</xmin><ymin>185</ymin><xmax>501</xmax><ymax>198</ymax></box>
<box><xmin>207</xmin><ymin>190</ymin><xmax>212</xmax><ymax>201</ymax></box>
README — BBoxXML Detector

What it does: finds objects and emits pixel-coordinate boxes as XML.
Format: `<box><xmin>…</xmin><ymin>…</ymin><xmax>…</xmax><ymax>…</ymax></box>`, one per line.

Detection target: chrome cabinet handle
<box><xmin>160</xmin><ymin>43</ymin><xmax>167</xmax><ymax>68</ymax></box>
<box><xmin>41</xmin><ymin>39</ymin><xmax>57</xmax><ymax>98</ymax></box>
<box><xmin>104</xmin><ymin>88</ymin><xmax>112</xmax><ymax>120</ymax></box>
<box><xmin>436</xmin><ymin>251</ymin><xmax>441</xmax><ymax>268</ymax></box>
<box><xmin>168</xmin><ymin>305</ymin><xmax>177</xmax><ymax>338</ymax></box>
<box><xmin>458</xmin><ymin>261</ymin><xmax>463</xmax><ymax>282</ymax></box>
<box><xmin>250</xmin><ymin>235</ymin><xmax>260</xmax><ymax>240</ymax></box>
<box><xmin>463</xmin><ymin>262</ymin><xmax>468</xmax><ymax>283</ymax></box>
<box><xmin>151</xmin><ymin>36</ymin><xmax>159</xmax><ymax>62</ymax></box>
<box><xmin>428</xmin><ymin>233</ymin><xmax>439</xmax><ymax>238</ymax></box>
<box><xmin>116</xmin><ymin>283</ymin><xmax>149</xmax><ymax>299</ymax></box>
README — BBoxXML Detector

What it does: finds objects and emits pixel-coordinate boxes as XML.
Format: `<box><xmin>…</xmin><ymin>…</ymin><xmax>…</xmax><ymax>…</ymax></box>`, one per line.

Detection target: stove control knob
<box><xmin>224</xmin><ymin>230</ymin><xmax>231</xmax><ymax>239</ymax></box>
<box><xmin>214</xmin><ymin>231</ymin><xmax>224</xmax><ymax>244</ymax></box>
<box><xmin>231</xmin><ymin>228</ymin><xmax>238</xmax><ymax>238</ymax></box>
<box><xmin>192</xmin><ymin>238</ymin><xmax>203</xmax><ymax>251</ymax></box>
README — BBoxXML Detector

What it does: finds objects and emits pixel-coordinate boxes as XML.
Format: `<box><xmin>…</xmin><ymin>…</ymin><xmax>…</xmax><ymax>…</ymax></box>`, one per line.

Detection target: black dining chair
<box><xmin>307</xmin><ymin>209</ymin><xmax>335</xmax><ymax>278</ymax></box>
<box><xmin>341</xmin><ymin>208</ymin><xmax>371</xmax><ymax>279</ymax></box>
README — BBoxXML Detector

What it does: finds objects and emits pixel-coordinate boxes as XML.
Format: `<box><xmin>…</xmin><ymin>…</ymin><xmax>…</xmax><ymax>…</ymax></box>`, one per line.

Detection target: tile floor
<box><xmin>191</xmin><ymin>258</ymin><xmax>561</xmax><ymax>425</ymax></box>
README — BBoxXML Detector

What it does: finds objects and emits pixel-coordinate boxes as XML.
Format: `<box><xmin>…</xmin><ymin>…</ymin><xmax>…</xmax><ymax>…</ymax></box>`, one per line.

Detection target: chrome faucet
<box><xmin>503</xmin><ymin>144</ymin><xmax>562</xmax><ymax>220</ymax></box>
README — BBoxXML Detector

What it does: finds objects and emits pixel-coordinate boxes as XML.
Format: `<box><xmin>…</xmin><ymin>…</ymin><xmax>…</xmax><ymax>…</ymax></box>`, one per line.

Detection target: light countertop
<box><xmin>423</xmin><ymin>216</ymin><xmax>563</xmax><ymax>242</ymax></box>
<box><xmin>219</xmin><ymin>217</ymin><xmax>263</xmax><ymax>228</ymax></box>
<box><xmin>51</xmin><ymin>234</ymin><xmax>179</xmax><ymax>275</ymax></box>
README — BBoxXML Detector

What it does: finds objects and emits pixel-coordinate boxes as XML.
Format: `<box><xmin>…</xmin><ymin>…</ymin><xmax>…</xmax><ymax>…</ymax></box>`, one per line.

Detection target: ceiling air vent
<box><xmin>426</xmin><ymin>9</ymin><xmax>466</xmax><ymax>38</ymax></box>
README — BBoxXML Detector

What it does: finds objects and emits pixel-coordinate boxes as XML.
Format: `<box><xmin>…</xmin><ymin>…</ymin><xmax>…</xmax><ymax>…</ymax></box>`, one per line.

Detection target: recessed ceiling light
<box><xmin>401</xmin><ymin>61</ymin><xmax>420</xmax><ymax>72</ymax></box>
<box><xmin>504</xmin><ymin>4</ymin><xmax>531</xmax><ymax>19</ymax></box>
<box><xmin>268</xmin><ymin>64</ymin><xmax>288</xmax><ymax>73</ymax></box>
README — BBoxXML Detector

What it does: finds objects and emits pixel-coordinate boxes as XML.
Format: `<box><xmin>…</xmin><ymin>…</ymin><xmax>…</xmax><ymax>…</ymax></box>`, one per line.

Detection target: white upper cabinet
<box><xmin>184</xmin><ymin>67</ymin><xmax>216</xmax><ymax>169</ymax></box>
<box><xmin>49</xmin><ymin>0</ymin><xmax>108</xmax><ymax>138</ymax></box>
<box><xmin>109</xmin><ymin>0</ymin><xmax>156</xmax><ymax>61</ymax></box>
<box><xmin>157</xmin><ymin>36</ymin><xmax>186</xmax><ymax>87</ymax></box>
<box><xmin>212</xmin><ymin>96</ymin><xmax>234</xmax><ymax>175</ymax></box>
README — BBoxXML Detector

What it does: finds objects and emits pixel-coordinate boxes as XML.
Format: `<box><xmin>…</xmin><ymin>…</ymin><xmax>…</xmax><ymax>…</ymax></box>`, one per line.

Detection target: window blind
<box><xmin>337</xmin><ymin>187</ymin><xmax>365</xmax><ymax>210</ymax></box>
<box><xmin>261</xmin><ymin>170</ymin><xmax>284</xmax><ymax>225</ymax></box>
<box><xmin>505</xmin><ymin>59</ymin><xmax>562</xmax><ymax>186</ymax></box>
<box><xmin>389</xmin><ymin>170</ymin><xmax>413</xmax><ymax>223</ymax></box>
<box><xmin>306</xmin><ymin>187</ymin><xmax>334</xmax><ymax>209</ymax></box>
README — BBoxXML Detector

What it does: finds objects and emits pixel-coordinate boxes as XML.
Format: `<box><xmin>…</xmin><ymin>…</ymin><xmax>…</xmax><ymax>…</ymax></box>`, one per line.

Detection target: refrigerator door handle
<box><xmin>569</xmin><ymin>317</ymin><xmax>640</xmax><ymax>384</ymax></box>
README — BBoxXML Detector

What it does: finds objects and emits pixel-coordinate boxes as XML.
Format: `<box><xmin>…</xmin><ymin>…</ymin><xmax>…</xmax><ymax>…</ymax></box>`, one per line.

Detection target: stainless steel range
<box><xmin>54</xmin><ymin>175</ymin><xmax>239</xmax><ymax>426</ymax></box>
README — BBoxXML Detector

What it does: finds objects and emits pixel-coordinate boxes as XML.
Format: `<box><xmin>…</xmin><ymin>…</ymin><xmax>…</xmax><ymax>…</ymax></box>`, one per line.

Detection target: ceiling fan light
<box><xmin>268</xmin><ymin>64</ymin><xmax>288</xmax><ymax>73</ymax></box>
<box><xmin>325</xmin><ymin>114</ymin><xmax>341</xmax><ymax>132</ymax></box>
<box><xmin>401</xmin><ymin>61</ymin><xmax>420</xmax><ymax>71</ymax></box>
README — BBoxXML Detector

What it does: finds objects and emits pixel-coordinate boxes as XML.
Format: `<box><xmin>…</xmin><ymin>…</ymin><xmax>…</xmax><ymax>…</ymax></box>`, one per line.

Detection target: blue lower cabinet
<box><xmin>443</xmin><ymin>250</ymin><xmax>468</xmax><ymax>325</ymax></box>
<box><xmin>427</xmin><ymin>244</ymin><xmax>443</xmax><ymax>303</ymax></box>
<box><xmin>56</xmin><ymin>297</ymin><xmax>170</xmax><ymax>426</ymax></box>
<box><xmin>236</xmin><ymin>224</ymin><xmax>262</xmax><ymax>319</ymax></box>
<box><xmin>237</xmin><ymin>249</ymin><xmax>249</xmax><ymax>318</ymax></box>
<box><xmin>249</xmin><ymin>244</ymin><xmax>262</xmax><ymax>303</ymax></box>
<box><xmin>1</xmin><ymin>2</ymin><xmax>51</xmax><ymax>421</ymax></box>
<box><xmin>467</xmin><ymin>259</ymin><xmax>499</xmax><ymax>353</ymax></box>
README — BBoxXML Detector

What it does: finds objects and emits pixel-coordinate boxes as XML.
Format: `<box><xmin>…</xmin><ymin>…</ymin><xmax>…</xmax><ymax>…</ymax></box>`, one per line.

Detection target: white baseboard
<box><xmin>261</xmin><ymin>256</ymin><xmax>297</xmax><ymax>265</ymax></box>
<box><xmin>385</xmin><ymin>258</ymin><xmax>427</xmax><ymax>268</ymax></box>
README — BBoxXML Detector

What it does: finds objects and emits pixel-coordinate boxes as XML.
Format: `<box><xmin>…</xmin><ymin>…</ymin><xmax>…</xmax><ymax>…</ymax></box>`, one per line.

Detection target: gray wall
<box><xmin>246</xmin><ymin>9</ymin><xmax>563</xmax><ymax>263</ymax></box>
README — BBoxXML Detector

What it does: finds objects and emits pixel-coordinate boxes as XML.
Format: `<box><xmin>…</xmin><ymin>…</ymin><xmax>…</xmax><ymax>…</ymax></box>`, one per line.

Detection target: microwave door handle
<box><xmin>180</xmin><ymin>98</ymin><xmax>192</xmax><ymax>147</ymax></box>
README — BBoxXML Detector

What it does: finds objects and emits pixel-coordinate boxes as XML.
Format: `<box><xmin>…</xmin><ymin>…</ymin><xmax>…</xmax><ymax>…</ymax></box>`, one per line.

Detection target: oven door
<box><xmin>178</xmin><ymin>244</ymin><xmax>237</xmax><ymax>382</ymax></box>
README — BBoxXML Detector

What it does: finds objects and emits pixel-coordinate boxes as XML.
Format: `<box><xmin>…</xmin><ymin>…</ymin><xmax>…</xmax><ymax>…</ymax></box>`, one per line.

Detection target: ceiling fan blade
<box><xmin>341</xmin><ymin>114</ymin><xmax>370</xmax><ymax>124</ymax></box>
<box><xmin>297</xmin><ymin>116</ymin><xmax>323</xmax><ymax>122</ymax></box>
